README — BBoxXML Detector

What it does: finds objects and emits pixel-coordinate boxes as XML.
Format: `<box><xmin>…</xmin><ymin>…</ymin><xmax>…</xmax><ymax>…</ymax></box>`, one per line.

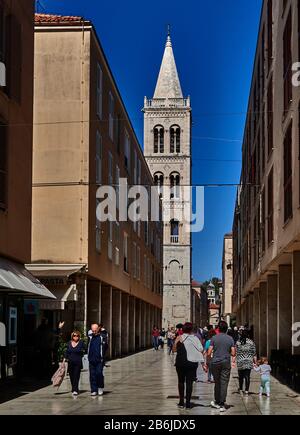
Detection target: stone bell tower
<box><xmin>143</xmin><ymin>31</ymin><xmax>192</xmax><ymax>328</ymax></box>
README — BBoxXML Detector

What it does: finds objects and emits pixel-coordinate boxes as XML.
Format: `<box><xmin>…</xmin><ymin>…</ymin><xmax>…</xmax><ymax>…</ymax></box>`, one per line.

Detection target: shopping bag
<box><xmin>51</xmin><ymin>361</ymin><xmax>66</xmax><ymax>388</ymax></box>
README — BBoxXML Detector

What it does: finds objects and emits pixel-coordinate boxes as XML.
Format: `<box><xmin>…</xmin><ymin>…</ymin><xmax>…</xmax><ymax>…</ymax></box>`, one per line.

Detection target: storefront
<box><xmin>0</xmin><ymin>257</ymin><xmax>55</xmax><ymax>381</ymax></box>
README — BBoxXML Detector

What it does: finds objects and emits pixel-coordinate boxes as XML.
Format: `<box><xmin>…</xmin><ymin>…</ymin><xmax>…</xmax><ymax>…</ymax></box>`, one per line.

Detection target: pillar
<box><xmin>248</xmin><ymin>293</ymin><xmax>254</xmax><ymax>328</ymax></box>
<box><xmin>101</xmin><ymin>285</ymin><xmax>112</xmax><ymax>359</ymax></box>
<box><xmin>121</xmin><ymin>293</ymin><xmax>129</xmax><ymax>355</ymax></box>
<box><xmin>129</xmin><ymin>296</ymin><xmax>136</xmax><ymax>353</ymax></box>
<box><xmin>253</xmin><ymin>288</ymin><xmax>260</xmax><ymax>355</ymax></box>
<box><xmin>259</xmin><ymin>282</ymin><xmax>267</xmax><ymax>356</ymax></box>
<box><xmin>147</xmin><ymin>303</ymin><xmax>151</xmax><ymax>347</ymax></box>
<box><xmin>267</xmin><ymin>274</ymin><xmax>278</xmax><ymax>357</ymax></box>
<box><xmin>112</xmin><ymin>289</ymin><xmax>122</xmax><ymax>358</ymax></box>
<box><xmin>278</xmin><ymin>264</ymin><xmax>292</xmax><ymax>352</ymax></box>
<box><xmin>135</xmin><ymin>299</ymin><xmax>141</xmax><ymax>350</ymax></box>
<box><xmin>141</xmin><ymin>301</ymin><xmax>146</xmax><ymax>348</ymax></box>
<box><xmin>292</xmin><ymin>252</ymin><xmax>300</xmax><ymax>355</ymax></box>
<box><xmin>74</xmin><ymin>274</ymin><xmax>87</xmax><ymax>332</ymax></box>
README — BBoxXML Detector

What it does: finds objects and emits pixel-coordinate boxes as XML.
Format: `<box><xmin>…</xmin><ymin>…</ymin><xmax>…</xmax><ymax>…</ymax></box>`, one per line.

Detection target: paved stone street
<box><xmin>0</xmin><ymin>349</ymin><xmax>300</xmax><ymax>415</ymax></box>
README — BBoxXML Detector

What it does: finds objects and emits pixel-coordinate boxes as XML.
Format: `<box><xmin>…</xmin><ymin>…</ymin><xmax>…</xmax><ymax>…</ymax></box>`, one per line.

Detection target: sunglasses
<box><xmin>73</xmin><ymin>334</ymin><xmax>80</xmax><ymax>337</ymax></box>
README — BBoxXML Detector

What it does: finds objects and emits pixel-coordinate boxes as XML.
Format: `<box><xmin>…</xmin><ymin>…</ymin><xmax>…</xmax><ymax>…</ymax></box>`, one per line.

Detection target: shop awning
<box><xmin>25</xmin><ymin>264</ymin><xmax>86</xmax><ymax>278</ymax></box>
<box><xmin>0</xmin><ymin>257</ymin><xmax>55</xmax><ymax>299</ymax></box>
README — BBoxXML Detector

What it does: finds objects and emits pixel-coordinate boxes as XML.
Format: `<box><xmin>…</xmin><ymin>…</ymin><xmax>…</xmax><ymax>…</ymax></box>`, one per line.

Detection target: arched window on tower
<box><xmin>154</xmin><ymin>172</ymin><xmax>164</xmax><ymax>198</ymax></box>
<box><xmin>170</xmin><ymin>219</ymin><xmax>179</xmax><ymax>244</ymax></box>
<box><xmin>154</xmin><ymin>125</ymin><xmax>164</xmax><ymax>153</ymax></box>
<box><xmin>170</xmin><ymin>125</ymin><xmax>181</xmax><ymax>153</ymax></box>
<box><xmin>170</xmin><ymin>172</ymin><xmax>180</xmax><ymax>200</ymax></box>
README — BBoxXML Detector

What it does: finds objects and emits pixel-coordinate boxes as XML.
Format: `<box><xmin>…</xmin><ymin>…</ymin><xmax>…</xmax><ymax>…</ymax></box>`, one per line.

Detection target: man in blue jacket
<box><xmin>88</xmin><ymin>323</ymin><xmax>108</xmax><ymax>396</ymax></box>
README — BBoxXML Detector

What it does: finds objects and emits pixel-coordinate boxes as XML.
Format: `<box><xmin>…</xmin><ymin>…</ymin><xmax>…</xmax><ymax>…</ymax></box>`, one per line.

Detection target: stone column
<box><xmin>267</xmin><ymin>274</ymin><xmax>278</xmax><ymax>357</ymax></box>
<box><xmin>87</xmin><ymin>281</ymin><xmax>101</xmax><ymax>327</ymax></box>
<box><xmin>253</xmin><ymin>288</ymin><xmax>260</xmax><ymax>354</ymax></box>
<box><xmin>74</xmin><ymin>274</ymin><xmax>87</xmax><ymax>332</ymax></box>
<box><xmin>259</xmin><ymin>282</ymin><xmax>267</xmax><ymax>356</ymax></box>
<box><xmin>112</xmin><ymin>289</ymin><xmax>122</xmax><ymax>358</ymax></box>
<box><xmin>292</xmin><ymin>252</ymin><xmax>300</xmax><ymax>355</ymax></box>
<box><xmin>141</xmin><ymin>301</ymin><xmax>146</xmax><ymax>348</ymax></box>
<box><xmin>147</xmin><ymin>303</ymin><xmax>151</xmax><ymax>347</ymax></box>
<box><xmin>278</xmin><ymin>264</ymin><xmax>292</xmax><ymax>352</ymax></box>
<box><xmin>129</xmin><ymin>296</ymin><xmax>136</xmax><ymax>353</ymax></box>
<box><xmin>135</xmin><ymin>299</ymin><xmax>141</xmax><ymax>350</ymax></box>
<box><xmin>101</xmin><ymin>285</ymin><xmax>113</xmax><ymax>359</ymax></box>
<box><xmin>121</xmin><ymin>293</ymin><xmax>129</xmax><ymax>355</ymax></box>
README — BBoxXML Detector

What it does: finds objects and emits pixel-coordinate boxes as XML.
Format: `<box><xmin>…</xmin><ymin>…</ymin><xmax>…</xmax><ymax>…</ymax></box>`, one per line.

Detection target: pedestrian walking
<box><xmin>254</xmin><ymin>357</ymin><xmax>272</xmax><ymax>397</ymax></box>
<box><xmin>236</xmin><ymin>329</ymin><xmax>257</xmax><ymax>395</ymax></box>
<box><xmin>151</xmin><ymin>326</ymin><xmax>160</xmax><ymax>351</ymax></box>
<box><xmin>203</xmin><ymin>329</ymin><xmax>216</xmax><ymax>383</ymax></box>
<box><xmin>65</xmin><ymin>331</ymin><xmax>86</xmax><ymax>396</ymax></box>
<box><xmin>208</xmin><ymin>321</ymin><xmax>236</xmax><ymax>412</ymax></box>
<box><xmin>167</xmin><ymin>327</ymin><xmax>176</xmax><ymax>355</ymax></box>
<box><xmin>173</xmin><ymin>322</ymin><xmax>206</xmax><ymax>409</ymax></box>
<box><xmin>88</xmin><ymin>323</ymin><xmax>108</xmax><ymax>396</ymax></box>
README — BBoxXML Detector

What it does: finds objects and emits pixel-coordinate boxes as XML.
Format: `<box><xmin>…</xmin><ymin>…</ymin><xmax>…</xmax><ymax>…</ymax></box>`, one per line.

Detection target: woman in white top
<box><xmin>173</xmin><ymin>322</ymin><xmax>206</xmax><ymax>409</ymax></box>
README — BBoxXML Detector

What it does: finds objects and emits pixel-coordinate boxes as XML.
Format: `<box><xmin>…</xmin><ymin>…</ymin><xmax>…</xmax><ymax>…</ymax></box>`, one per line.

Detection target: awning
<box><xmin>0</xmin><ymin>257</ymin><xmax>55</xmax><ymax>299</ymax></box>
<box><xmin>25</xmin><ymin>264</ymin><xmax>86</xmax><ymax>278</ymax></box>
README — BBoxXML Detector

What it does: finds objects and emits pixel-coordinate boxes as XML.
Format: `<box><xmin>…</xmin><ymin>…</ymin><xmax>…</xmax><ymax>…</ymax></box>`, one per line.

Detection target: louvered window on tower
<box><xmin>153</xmin><ymin>125</ymin><xmax>164</xmax><ymax>153</ymax></box>
<box><xmin>170</xmin><ymin>125</ymin><xmax>180</xmax><ymax>153</ymax></box>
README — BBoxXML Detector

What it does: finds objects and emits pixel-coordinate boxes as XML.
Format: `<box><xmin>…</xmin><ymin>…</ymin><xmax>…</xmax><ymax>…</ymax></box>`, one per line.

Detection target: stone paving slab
<box><xmin>0</xmin><ymin>349</ymin><xmax>299</xmax><ymax>415</ymax></box>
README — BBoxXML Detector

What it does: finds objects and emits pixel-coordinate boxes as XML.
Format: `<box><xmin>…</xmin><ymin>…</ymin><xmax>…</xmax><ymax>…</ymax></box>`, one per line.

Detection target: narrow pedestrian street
<box><xmin>0</xmin><ymin>350</ymin><xmax>299</xmax><ymax>416</ymax></box>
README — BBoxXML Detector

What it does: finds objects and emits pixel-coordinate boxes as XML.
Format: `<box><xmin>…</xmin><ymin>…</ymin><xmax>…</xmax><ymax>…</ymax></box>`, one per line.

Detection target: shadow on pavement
<box><xmin>0</xmin><ymin>378</ymin><xmax>50</xmax><ymax>405</ymax></box>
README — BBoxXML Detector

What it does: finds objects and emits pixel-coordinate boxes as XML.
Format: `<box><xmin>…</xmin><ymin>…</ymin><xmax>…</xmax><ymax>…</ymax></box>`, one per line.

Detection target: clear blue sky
<box><xmin>39</xmin><ymin>0</ymin><xmax>262</xmax><ymax>282</ymax></box>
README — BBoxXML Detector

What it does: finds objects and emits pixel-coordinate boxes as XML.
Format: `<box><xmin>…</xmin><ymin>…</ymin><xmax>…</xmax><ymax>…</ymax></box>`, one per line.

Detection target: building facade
<box><xmin>221</xmin><ymin>233</ymin><xmax>233</xmax><ymax>325</ymax></box>
<box><xmin>232</xmin><ymin>0</ymin><xmax>300</xmax><ymax>357</ymax></box>
<box><xmin>0</xmin><ymin>1</ymin><xmax>54</xmax><ymax>381</ymax></box>
<box><xmin>30</xmin><ymin>13</ymin><xmax>163</xmax><ymax>358</ymax></box>
<box><xmin>191</xmin><ymin>280</ymin><xmax>209</xmax><ymax>328</ymax></box>
<box><xmin>143</xmin><ymin>33</ymin><xmax>192</xmax><ymax>329</ymax></box>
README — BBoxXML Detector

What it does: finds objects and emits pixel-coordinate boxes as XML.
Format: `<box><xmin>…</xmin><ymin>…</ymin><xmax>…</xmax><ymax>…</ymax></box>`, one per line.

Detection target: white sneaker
<box><xmin>98</xmin><ymin>388</ymin><xmax>104</xmax><ymax>396</ymax></box>
<box><xmin>72</xmin><ymin>391</ymin><xmax>78</xmax><ymax>396</ymax></box>
<box><xmin>211</xmin><ymin>401</ymin><xmax>220</xmax><ymax>409</ymax></box>
<box><xmin>91</xmin><ymin>392</ymin><xmax>97</xmax><ymax>397</ymax></box>
<box><xmin>220</xmin><ymin>406</ymin><xmax>226</xmax><ymax>412</ymax></box>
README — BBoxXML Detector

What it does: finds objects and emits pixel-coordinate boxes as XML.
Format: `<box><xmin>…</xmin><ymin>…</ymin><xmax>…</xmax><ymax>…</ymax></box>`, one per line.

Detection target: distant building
<box><xmin>191</xmin><ymin>280</ymin><xmax>208</xmax><ymax>327</ymax></box>
<box><xmin>221</xmin><ymin>233</ymin><xmax>233</xmax><ymax>325</ymax></box>
<box><xmin>207</xmin><ymin>281</ymin><xmax>220</xmax><ymax>328</ymax></box>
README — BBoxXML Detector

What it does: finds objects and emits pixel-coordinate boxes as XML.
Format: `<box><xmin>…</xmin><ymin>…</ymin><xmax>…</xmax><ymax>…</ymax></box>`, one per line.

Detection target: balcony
<box><xmin>144</xmin><ymin>97</ymin><xmax>190</xmax><ymax>109</ymax></box>
<box><xmin>170</xmin><ymin>235</ymin><xmax>179</xmax><ymax>244</ymax></box>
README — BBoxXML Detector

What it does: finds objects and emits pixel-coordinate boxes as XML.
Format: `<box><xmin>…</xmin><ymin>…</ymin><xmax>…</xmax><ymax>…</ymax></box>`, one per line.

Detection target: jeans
<box><xmin>167</xmin><ymin>338</ymin><xmax>174</xmax><ymax>354</ymax></box>
<box><xmin>152</xmin><ymin>336</ymin><xmax>159</xmax><ymax>350</ymax></box>
<box><xmin>238</xmin><ymin>369</ymin><xmax>251</xmax><ymax>392</ymax></box>
<box><xmin>208</xmin><ymin>362</ymin><xmax>214</xmax><ymax>382</ymax></box>
<box><xmin>211</xmin><ymin>361</ymin><xmax>231</xmax><ymax>406</ymax></box>
<box><xmin>259</xmin><ymin>376</ymin><xmax>271</xmax><ymax>395</ymax></box>
<box><xmin>176</xmin><ymin>365</ymin><xmax>197</xmax><ymax>406</ymax></box>
<box><xmin>68</xmin><ymin>362</ymin><xmax>81</xmax><ymax>393</ymax></box>
<box><xmin>89</xmin><ymin>361</ymin><xmax>104</xmax><ymax>393</ymax></box>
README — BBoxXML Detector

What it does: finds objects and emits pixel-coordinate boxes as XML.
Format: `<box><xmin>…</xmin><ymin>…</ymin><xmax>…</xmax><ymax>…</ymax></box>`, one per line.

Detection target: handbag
<box><xmin>51</xmin><ymin>361</ymin><xmax>67</xmax><ymax>388</ymax></box>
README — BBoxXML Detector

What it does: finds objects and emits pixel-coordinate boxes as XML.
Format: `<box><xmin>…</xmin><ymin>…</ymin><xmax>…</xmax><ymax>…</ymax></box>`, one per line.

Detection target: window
<box><xmin>154</xmin><ymin>172</ymin><xmax>164</xmax><ymax>198</ymax></box>
<box><xmin>9</xmin><ymin>307</ymin><xmax>17</xmax><ymax>344</ymax></box>
<box><xmin>284</xmin><ymin>121</ymin><xmax>293</xmax><ymax>222</ymax></box>
<box><xmin>116</xmin><ymin>165</ymin><xmax>120</xmax><ymax>210</ymax></box>
<box><xmin>170</xmin><ymin>125</ymin><xmax>181</xmax><ymax>153</ymax></box>
<box><xmin>283</xmin><ymin>10</ymin><xmax>292</xmax><ymax>114</ymax></box>
<box><xmin>267</xmin><ymin>0</ymin><xmax>273</xmax><ymax>71</ymax></box>
<box><xmin>124</xmin><ymin>130</ymin><xmax>130</xmax><ymax>171</ymax></box>
<box><xmin>116</xmin><ymin>114</ymin><xmax>121</xmax><ymax>154</ymax></box>
<box><xmin>147</xmin><ymin>258</ymin><xmax>151</xmax><ymax>289</ymax></box>
<box><xmin>132</xmin><ymin>242</ymin><xmax>137</xmax><ymax>278</ymax></box>
<box><xmin>109</xmin><ymin>91</ymin><xmax>114</xmax><ymax>141</ymax></box>
<box><xmin>170</xmin><ymin>219</ymin><xmax>179</xmax><ymax>244</ymax></box>
<box><xmin>96</xmin><ymin>131</ymin><xmax>102</xmax><ymax>184</ymax></box>
<box><xmin>0</xmin><ymin>4</ymin><xmax>5</xmax><ymax>62</ymax></box>
<box><xmin>133</xmin><ymin>149</ymin><xmax>137</xmax><ymax>185</ymax></box>
<box><xmin>144</xmin><ymin>220</ymin><xmax>149</xmax><ymax>245</ymax></box>
<box><xmin>96</xmin><ymin>63</ymin><xmax>103</xmax><ymax>119</ymax></box>
<box><xmin>261</xmin><ymin>105</ymin><xmax>266</xmax><ymax>176</ymax></box>
<box><xmin>170</xmin><ymin>173</ymin><xmax>180</xmax><ymax>200</ymax></box>
<box><xmin>267</xmin><ymin>77</ymin><xmax>273</xmax><ymax>156</ymax></box>
<box><xmin>0</xmin><ymin>123</ymin><xmax>7</xmax><ymax>209</ymax></box>
<box><xmin>137</xmin><ymin>246</ymin><xmax>141</xmax><ymax>280</ymax></box>
<box><xmin>115</xmin><ymin>222</ymin><xmax>120</xmax><ymax>266</ymax></box>
<box><xmin>108</xmin><ymin>151</ymin><xmax>113</xmax><ymax>185</ymax></box>
<box><xmin>96</xmin><ymin>199</ymin><xmax>101</xmax><ymax>253</ymax></box>
<box><xmin>123</xmin><ymin>233</ymin><xmax>129</xmax><ymax>273</ymax></box>
<box><xmin>108</xmin><ymin>221</ymin><xmax>113</xmax><ymax>260</ymax></box>
<box><xmin>267</xmin><ymin>168</ymin><xmax>274</xmax><ymax>244</ymax></box>
<box><xmin>153</xmin><ymin>125</ymin><xmax>164</xmax><ymax>153</ymax></box>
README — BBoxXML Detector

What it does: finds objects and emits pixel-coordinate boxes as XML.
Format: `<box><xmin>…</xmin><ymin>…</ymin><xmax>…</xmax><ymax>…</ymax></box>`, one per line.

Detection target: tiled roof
<box><xmin>192</xmin><ymin>280</ymin><xmax>202</xmax><ymax>288</ymax></box>
<box><xmin>35</xmin><ymin>13</ymin><xmax>84</xmax><ymax>24</ymax></box>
